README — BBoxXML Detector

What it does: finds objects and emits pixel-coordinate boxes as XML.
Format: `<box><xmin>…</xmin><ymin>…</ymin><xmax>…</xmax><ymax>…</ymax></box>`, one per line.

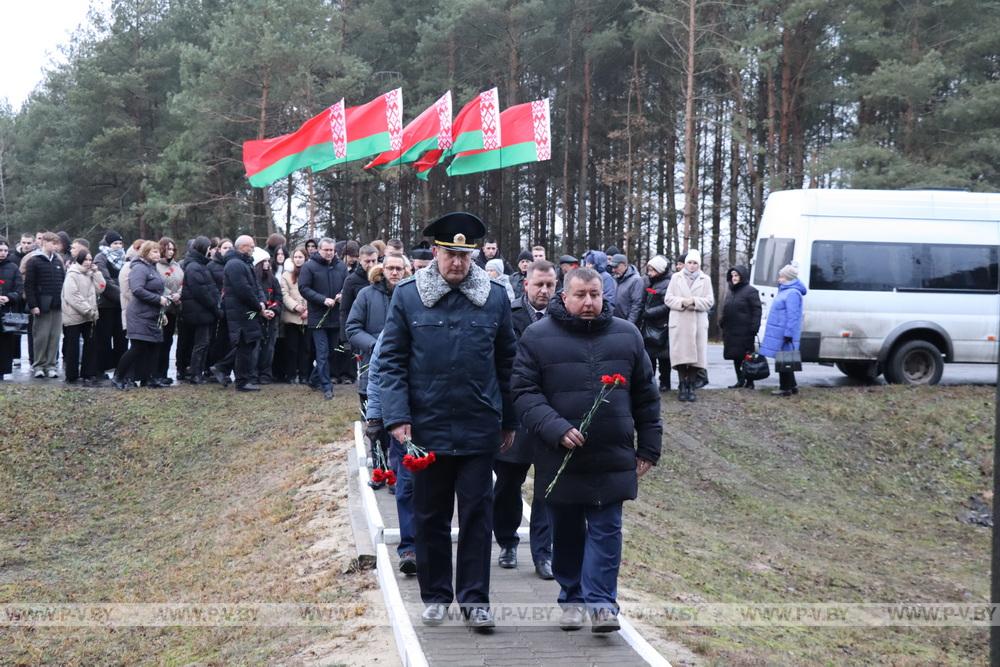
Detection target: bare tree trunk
<box><xmin>710</xmin><ymin>106</ymin><xmax>723</xmax><ymax>337</ymax></box>
<box><xmin>577</xmin><ymin>54</ymin><xmax>591</xmax><ymax>255</ymax></box>
<box><xmin>682</xmin><ymin>0</ymin><xmax>698</xmax><ymax>253</ymax></box>
<box><xmin>307</xmin><ymin>170</ymin><xmax>316</xmax><ymax>239</ymax></box>
<box><xmin>729</xmin><ymin>122</ymin><xmax>739</xmax><ymax>267</ymax></box>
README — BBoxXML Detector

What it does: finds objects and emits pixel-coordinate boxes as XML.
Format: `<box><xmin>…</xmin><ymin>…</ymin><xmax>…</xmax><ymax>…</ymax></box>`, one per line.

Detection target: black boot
<box><xmin>728</xmin><ymin>377</ymin><xmax>746</xmax><ymax>389</ymax></box>
<box><xmin>688</xmin><ymin>382</ymin><xmax>697</xmax><ymax>402</ymax></box>
<box><xmin>677</xmin><ymin>380</ymin><xmax>687</xmax><ymax>402</ymax></box>
<box><xmin>744</xmin><ymin>379</ymin><xmax>755</xmax><ymax>390</ymax></box>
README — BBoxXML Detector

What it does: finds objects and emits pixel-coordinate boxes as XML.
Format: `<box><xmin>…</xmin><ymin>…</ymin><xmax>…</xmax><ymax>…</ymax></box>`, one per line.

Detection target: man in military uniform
<box><xmin>379</xmin><ymin>212</ymin><xmax>517</xmax><ymax>632</ymax></box>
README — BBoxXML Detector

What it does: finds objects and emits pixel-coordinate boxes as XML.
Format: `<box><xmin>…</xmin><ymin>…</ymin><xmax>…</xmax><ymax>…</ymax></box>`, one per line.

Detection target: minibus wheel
<box><xmin>885</xmin><ymin>340</ymin><xmax>944</xmax><ymax>386</ymax></box>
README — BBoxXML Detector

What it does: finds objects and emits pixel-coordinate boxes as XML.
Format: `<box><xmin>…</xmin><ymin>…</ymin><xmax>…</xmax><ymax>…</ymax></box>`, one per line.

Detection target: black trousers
<box><xmin>116</xmin><ymin>339</ymin><xmax>157</xmax><ymax>382</ymax></box>
<box><xmin>62</xmin><ymin>323</ymin><xmax>98</xmax><ymax>381</ymax></box>
<box><xmin>492</xmin><ymin>460</ymin><xmax>552</xmax><ymax>564</ymax></box>
<box><xmin>95</xmin><ymin>307</ymin><xmax>126</xmax><ymax>371</ymax></box>
<box><xmin>412</xmin><ymin>452</ymin><xmax>494</xmax><ymax>606</ymax></box>
<box><xmin>254</xmin><ymin>320</ymin><xmax>277</xmax><ymax>382</ymax></box>
<box><xmin>176</xmin><ymin>319</ymin><xmax>194</xmax><ymax>379</ymax></box>
<box><xmin>648</xmin><ymin>352</ymin><xmax>671</xmax><ymax>389</ymax></box>
<box><xmin>283</xmin><ymin>323</ymin><xmax>313</xmax><ymax>382</ymax></box>
<box><xmin>779</xmin><ymin>370</ymin><xmax>798</xmax><ymax>390</ymax></box>
<box><xmin>188</xmin><ymin>323</ymin><xmax>213</xmax><ymax>379</ymax></box>
<box><xmin>155</xmin><ymin>312</ymin><xmax>177</xmax><ymax>379</ymax></box>
<box><xmin>216</xmin><ymin>332</ymin><xmax>259</xmax><ymax>388</ymax></box>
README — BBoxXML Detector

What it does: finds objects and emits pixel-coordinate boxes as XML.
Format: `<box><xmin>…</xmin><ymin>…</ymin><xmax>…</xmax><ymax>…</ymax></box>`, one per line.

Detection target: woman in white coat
<box><xmin>665</xmin><ymin>249</ymin><xmax>714</xmax><ymax>402</ymax></box>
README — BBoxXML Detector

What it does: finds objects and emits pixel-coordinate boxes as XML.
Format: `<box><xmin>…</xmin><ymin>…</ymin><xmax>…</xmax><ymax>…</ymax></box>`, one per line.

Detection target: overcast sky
<box><xmin>0</xmin><ymin>1</ymin><xmax>107</xmax><ymax>110</ymax></box>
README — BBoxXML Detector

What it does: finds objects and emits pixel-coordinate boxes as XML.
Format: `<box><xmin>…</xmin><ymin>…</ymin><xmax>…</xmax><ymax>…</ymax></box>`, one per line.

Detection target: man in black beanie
<box><xmin>511</xmin><ymin>250</ymin><xmax>533</xmax><ymax>299</ymax></box>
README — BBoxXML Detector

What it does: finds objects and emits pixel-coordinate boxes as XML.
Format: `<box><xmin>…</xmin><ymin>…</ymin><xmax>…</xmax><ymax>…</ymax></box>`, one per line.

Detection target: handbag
<box><xmin>1</xmin><ymin>312</ymin><xmax>30</xmax><ymax>335</ymax></box>
<box><xmin>741</xmin><ymin>351</ymin><xmax>770</xmax><ymax>381</ymax></box>
<box><xmin>774</xmin><ymin>349</ymin><xmax>803</xmax><ymax>373</ymax></box>
<box><xmin>641</xmin><ymin>323</ymin><xmax>668</xmax><ymax>350</ymax></box>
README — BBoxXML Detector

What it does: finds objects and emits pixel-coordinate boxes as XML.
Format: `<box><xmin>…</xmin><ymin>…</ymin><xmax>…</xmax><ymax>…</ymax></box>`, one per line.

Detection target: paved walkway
<box><xmin>371</xmin><ymin>484</ymin><xmax>650</xmax><ymax>666</ymax></box>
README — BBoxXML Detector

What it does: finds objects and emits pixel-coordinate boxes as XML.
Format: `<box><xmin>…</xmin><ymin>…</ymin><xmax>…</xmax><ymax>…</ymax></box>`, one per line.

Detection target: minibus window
<box><xmin>754</xmin><ymin>237</ymin><xmax>794</xmax><ymax>286</ymax></box>
<box><xmin>924</xmin><ymin>245</ymin><xmax>999</xmax><ymax>292</ymax></box>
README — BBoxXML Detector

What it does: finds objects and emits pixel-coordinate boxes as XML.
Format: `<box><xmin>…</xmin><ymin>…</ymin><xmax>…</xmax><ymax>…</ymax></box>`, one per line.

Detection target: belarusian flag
<box><xmin>446</xmin><ymin>99</ymin><xmax>551</xmax><ymax>176</ymax></box>
<box><xmin>365</xmin><ymin>91</ymin><xmax>452</xmax><ymax>170</ymax></box>
<box><xmin>413</xmin><ymin>88</ymin><xmax>501</xmax><ymax>180</ymax></box>
<box><xmin>242</xmin><ymin>89</ymin><xmax>403</xmax><ymax>187</ymax></box>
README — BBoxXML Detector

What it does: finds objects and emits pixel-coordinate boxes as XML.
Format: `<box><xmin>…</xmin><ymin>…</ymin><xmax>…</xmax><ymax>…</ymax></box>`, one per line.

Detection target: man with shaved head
<box><xmin>211</xmin><ymin>235</ymin><xmax>272</xmax><ymax>391</ymax></box>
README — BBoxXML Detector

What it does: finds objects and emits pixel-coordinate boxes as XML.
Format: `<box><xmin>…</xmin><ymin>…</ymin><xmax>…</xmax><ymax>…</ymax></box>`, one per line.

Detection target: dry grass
<box><xmin>621</xmin><ymin>384</ymin><xmax>993</xmax><ymax>666</ymax></box>
<box><xmin>0</xmin><ymin>383</ymin><xmax>396</xmax><ymax>666</ymax></box>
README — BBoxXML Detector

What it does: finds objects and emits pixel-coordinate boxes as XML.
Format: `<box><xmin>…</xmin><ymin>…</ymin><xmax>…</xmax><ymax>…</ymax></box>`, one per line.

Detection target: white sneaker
<box><xmin>34</xmin><ymin>369</ymin><xmax>45</xmax><ymax>378</ymax></box>
<box><xmin>47</xmin><ymin>369</ymin><xmax>59</xmax><ymax>379</ymax></box>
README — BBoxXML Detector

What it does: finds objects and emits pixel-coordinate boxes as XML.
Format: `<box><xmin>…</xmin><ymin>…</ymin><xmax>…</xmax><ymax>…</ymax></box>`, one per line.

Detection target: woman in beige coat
<box><xmin>61</xmin><ymin>250</ymin><xmax>106</xmax><ymax>384</ymax></box>
<box><xmin>279</xmin><ymin>246</ymin><xmax>313</xmax><ymax>383</ymax></box>
<box><xmin>665</xmin><ymin>249</ymin><xmax>714</xmax><ymax>402</ymax></box>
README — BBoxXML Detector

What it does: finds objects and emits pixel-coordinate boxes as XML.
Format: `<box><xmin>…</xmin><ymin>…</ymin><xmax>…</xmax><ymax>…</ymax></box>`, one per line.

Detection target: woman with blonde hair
<box><xmin>113</xmin><ymin>241</ymin><xmax>169</xmax><ymax>389</ymax></box>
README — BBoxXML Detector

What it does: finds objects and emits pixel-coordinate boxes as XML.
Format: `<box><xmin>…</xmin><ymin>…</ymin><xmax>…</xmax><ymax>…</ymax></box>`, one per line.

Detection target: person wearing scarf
<box><xmin>94</xmin><ymin>231</ymin><xmax>128</xmax><ymax>374</ymax></box>
<box><xmin>664</xmin><ymin>249</ymin><xmax>715</xmax><ymax>402</ymax></box>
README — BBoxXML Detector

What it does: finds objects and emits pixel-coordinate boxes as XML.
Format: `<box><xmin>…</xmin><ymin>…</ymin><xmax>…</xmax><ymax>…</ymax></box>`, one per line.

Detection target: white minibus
<box><xmin>750</xmin><ymin>189</ymin><xmax>999</xmax><ymax>385</ymax></box>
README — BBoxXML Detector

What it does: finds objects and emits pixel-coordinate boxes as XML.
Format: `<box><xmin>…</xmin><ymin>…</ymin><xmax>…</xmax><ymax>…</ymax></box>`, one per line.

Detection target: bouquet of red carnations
<box><xmin>544</xmin><ymin>373</ymin><xmax>628</xmax><ymax>498</ymax></box>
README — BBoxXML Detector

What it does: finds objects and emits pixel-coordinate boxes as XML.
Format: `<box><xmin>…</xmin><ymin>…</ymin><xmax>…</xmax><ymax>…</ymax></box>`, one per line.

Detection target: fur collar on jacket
<box><xmin>414</xmin><ymin>259</ymin><xmax>492</xmax><ymax>308</ymax></box>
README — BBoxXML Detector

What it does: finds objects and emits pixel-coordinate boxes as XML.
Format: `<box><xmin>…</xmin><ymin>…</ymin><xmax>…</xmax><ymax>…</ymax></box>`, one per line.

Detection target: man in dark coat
<box><xmin>610</xmin><ymin>254</ymin><xmax>644</xmax><ymax>324</ymax></box>
<box><xmin>380</xmin><ymin>212</ymin><xmax>517</xmax><ymax>632</ymax></box>
<box><xmin>298</xmin><ymin>237</ymin><xmax>347</xmax><ymax>399</ymax></box>
<box><xmin>211</xmin><ymin>235</ymin><xmax>271</xmax><ymax>391</ymax></box>
<box><xmin>510</xmin><ymin>250</ymin><xmax>532</xmax><ymax>299</ymax></box>
<box><xmin>473</xmin><ymin>239</ymin><xmax>513</xmax><ymax>274</ymax></box>
<box><xmin>340</xmin><ymin>244</ymin><xmax>378</xmax><ymax>341</ymax></box>
<box><xmin>181</xmin><ymin>236</ymin><xmax>221</xmax><ymax>383</ymax></box>
<box><xmin>719</xmin><ymin>264</ymin><xmax>762</xmax><ymax>388</ymax></box>
<box><xmin>493</xmin><ymin>260</ymin><xmax>556</xmax><ymax>579</ymax></box>
<box><xmin>512</xmin><ymin>267</ymin><xmax>661</xmax><ymax>633</ymax></box>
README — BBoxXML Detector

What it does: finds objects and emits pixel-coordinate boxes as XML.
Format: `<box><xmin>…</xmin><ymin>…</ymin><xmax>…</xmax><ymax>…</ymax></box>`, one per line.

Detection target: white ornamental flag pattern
<box><xmin>385</xmin><ymin>88</ymin><xmax>403</xmax><ymax>151</ymax></box>
<box><xmin>436</xmin><ymin>91</ymin><xmax>453</xmax><ymax>150</ymax></box>
<box><xmin>532</xmin><ymin>99</ymin><xmax>551</xmax><ymax>161</ymax></box>
<box><xmin>328</xmin><ymin>99</ymin><xmax>347</xmax><ymax>160</ymax></box>
<box><xmin>480</xmin><ymin>88</ymin><xmax>501</xmax><ymax>151</ymax></box>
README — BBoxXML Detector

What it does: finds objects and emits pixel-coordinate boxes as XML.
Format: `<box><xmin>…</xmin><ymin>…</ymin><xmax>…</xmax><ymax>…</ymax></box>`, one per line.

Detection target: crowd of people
<box><xmin>0</xmin><ymin>227</ymin><xmax>806</xmax><ymax>398</ymax></box>
<box><xmin>0</xmin><ymin>217</ymin><xmax>807</xmax><ymax>633</ymax></box>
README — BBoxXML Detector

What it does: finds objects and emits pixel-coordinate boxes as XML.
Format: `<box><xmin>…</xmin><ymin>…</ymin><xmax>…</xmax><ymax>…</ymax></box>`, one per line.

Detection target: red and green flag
<box><xmin>446</xmin><ymin>98</ymin><xmax>551</xmax><ymax>176</ymax></box>
<box><xmin>413</xmin><ymin>88</ymin><xmax>501</xmax><ymax>180</ymax></box>
<box><xmin>365</xmin><ymin>91</ymin><xmax>452</xmax><ymax>170</ymax></box>
<box><xmin>242</xmin><ymin>89</ymin><xmax>403</xmax><ymax>187</ymax></box>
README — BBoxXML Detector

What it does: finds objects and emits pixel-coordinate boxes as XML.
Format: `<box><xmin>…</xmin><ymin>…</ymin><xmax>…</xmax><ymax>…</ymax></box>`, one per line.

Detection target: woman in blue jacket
<box><xmin>759</xmin><ymin>263</ymin><xmax>807</xmax><ymax>397</ymax></box>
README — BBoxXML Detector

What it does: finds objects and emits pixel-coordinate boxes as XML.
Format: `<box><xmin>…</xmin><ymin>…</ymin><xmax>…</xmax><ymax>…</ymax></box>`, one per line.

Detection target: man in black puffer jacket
<box><xmin>512</xmin><ymin>267</ymin><xmax>661</xmax><ymax>633</ymax></box>
<box><xmin>211</xmin><ymin>236</ymin><xmax>270</xmax><ymax>391</ymax></box>
<box><xmin>181</xmin><ymin>236</ymin><xmax>221</xmax><ymax>383</ymax></box>
<box><xmin>298</xmin><ymin>237</ymin><xmax>347</xmax><ymax>399</ymax></box>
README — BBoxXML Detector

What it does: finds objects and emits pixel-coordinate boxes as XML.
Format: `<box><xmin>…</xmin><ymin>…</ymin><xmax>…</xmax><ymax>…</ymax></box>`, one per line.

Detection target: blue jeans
<box><xmin>388</xmin><ymin>436</ymin><xmax>415</xmax><ymax>556</ymax></box>
<box><xmin>546</xmin><ymin>501</ymin><xmax>623</xmax><ymax>612</ymax></box>
<box><xmin>310</xmin><ymin>327</ymin><xmax>339</xmax><ymax>391</ymax></box>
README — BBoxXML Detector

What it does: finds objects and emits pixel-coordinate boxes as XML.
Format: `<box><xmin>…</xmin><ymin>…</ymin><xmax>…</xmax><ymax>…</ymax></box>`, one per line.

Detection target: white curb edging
<box><xmin>618</xmin><ymin>614</ymin><xmax>672</xmax><ymax>666</ymax></box>
<box><xmin>376</xmin><ymin>543</ymin><xmax>429</xmax><ymax>667</ymax></box>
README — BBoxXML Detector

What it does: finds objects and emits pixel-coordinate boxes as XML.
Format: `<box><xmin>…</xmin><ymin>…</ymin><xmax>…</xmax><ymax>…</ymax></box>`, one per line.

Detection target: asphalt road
<box><xmin>3</xmin><ymin>337</ymin><xmax>996</xmax><ymax>389</ymax></box>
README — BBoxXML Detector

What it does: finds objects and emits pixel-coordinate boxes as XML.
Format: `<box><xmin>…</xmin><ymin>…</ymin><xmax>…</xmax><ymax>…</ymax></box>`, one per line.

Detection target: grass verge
<box><xmin>0</xmin><ymin>382</ymin><xmax>394</xmax><ymax>665</ymax></box>
<box><xmin>621</xmin><ymin>384</ymin><xmax>993</xmax><ymax>666</ymax></box>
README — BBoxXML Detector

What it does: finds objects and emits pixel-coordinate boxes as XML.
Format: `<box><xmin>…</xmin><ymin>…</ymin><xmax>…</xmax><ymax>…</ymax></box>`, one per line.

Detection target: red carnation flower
<box><xmin>601</xmin><ymin>374</ymin><xmax>614</xmax><ymax>385</ymax></box>
<box><xmin>645</xmin><ymin>287</ymin><xmax>656</xmax><ymax>294</ymax></box>
<box><xmin>384</xmin><ymin>470</ymin><xmax>397</xmax><ymax>486</ymax></box>
<box><xmin>0</xmin><ymin>279</ymin><xmax>5</xmax><ymax>285</ymax></box>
